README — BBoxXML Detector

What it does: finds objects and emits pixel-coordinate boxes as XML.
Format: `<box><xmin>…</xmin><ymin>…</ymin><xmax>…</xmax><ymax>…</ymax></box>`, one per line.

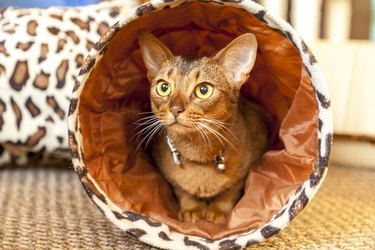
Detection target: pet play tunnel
<box><xmin>68</xmin><ymin>0</ymin><xmax>333</xmax><ymax>249</ymax></box>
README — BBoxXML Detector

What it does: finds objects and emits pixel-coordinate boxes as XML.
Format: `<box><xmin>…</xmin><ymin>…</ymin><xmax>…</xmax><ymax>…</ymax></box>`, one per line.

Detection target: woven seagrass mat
<box><xmin>0</xmin><ymin>164</ymin><xmax>374</xmax><ymax>249</ymax></box>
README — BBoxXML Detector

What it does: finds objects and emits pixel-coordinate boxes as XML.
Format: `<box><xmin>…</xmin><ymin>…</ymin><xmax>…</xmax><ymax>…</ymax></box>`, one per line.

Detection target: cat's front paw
<box><xmin>206</xmin><ymin>206</ymin><xmax>227</xmax><ymax>224</ymax></box>
<box><xmin>178</xmin><ymin>207</ymin><xmax>206</xmax><ymax>223</ymax></box>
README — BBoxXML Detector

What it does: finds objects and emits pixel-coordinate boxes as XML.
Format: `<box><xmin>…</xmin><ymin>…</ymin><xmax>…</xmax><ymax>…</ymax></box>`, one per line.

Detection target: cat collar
<box><xmin>166</xmin><ymin>135</ymin><xmax>226</xmax><ymax>171</ymax></box>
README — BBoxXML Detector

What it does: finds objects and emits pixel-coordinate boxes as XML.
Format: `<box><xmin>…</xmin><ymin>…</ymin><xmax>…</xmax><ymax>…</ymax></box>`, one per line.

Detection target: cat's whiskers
<box><xmin>205</xmin><ymin>117</ymin><xmax>236</xmax><ymax>126</ymax></box>
<box><xmin>199</xmin><ymin>118</ymin><xmax>239</xmax><ymax>142</ymax></box>
<box><xmin>180</xmin><ymin>119</ymin><xmax>210</xmax><ymax>149</ymax></box>
<box><xmin>144</xmin><ymin>122</ymin><xmax>165</xmax><ymax>149</ymax></box>
<box><xmin>133</xmin><ymin>116</ymin><xmax>160</xmax><ymax>128</ymax></box>
<box><xmin>191</xmin><ymin>121</ymin><xmax>212</xmax><ymax>150</ymax></box>
<box><xmin>198</xmin><ymin>122</ymin><xmax>225</xmax><ymax>146</ymax></box>
<box><xmin>137</xmin><ymin>111</ymin><xmax>154</xmax><ymax>115</ymax></box>
<box><xmin>198</xmin><ymin>121</ymin><xmax>238</xmax><ymax>152</ymax></box>
<box><xmin>131</xmin><ymin>115</ymin><xmax>165</xmax><ymax>153</ymax></box>
<box><xmin>132</xmin><ymin>119</ymin><xmax>160</xmax><ymax>142</ymax></box>
<box><xmin>133</xmin><ymin>121</ymin><xmax>164</xmax><ymax>154</ymax></box>
<box><xmin>132</xmin><ymin>115</ymin><xmax>159</xmax><ymax>133</ymax></box>
<box><xmin>187</xmin><ymin>114</ymin><xmax>230</xmax><ymax>150</ymax></box>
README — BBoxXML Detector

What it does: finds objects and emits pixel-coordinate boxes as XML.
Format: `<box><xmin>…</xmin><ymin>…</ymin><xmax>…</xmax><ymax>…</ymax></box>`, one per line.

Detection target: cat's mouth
<box><xmin>167</xmin><ymin>119</ymin><xmax>195</xmax><ymax>131</ymax></box>
<box><xmin>169</xmin><ymin>120</ymin><xmax>191</xmax><ymax>128</ymax></box>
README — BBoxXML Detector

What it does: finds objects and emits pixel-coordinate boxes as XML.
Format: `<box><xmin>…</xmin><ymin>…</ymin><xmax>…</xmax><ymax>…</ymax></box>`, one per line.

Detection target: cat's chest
<box><xmin>154</xmin><ymin>141</ymin><xmax>233</xmax><ymax>198</ymax></box>
<box><xmin>166</xmin><ymin>162</ymin><xmax>231</xmax><ymax>198</ymax></box>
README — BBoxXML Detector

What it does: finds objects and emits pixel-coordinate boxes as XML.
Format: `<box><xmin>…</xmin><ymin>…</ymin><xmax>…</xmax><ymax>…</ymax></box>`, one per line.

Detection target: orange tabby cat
<box><xmin>138</xmin><ymin>31</ymin><xmax>268</xmax><ymax>223</ymax></box>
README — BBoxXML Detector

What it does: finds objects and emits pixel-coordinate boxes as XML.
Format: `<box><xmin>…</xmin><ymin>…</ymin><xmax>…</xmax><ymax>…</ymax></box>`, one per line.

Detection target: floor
<box><xmin>0</xmin><ymin>164</ymin><xmax>374</xmax><ymax>249</ymax></box>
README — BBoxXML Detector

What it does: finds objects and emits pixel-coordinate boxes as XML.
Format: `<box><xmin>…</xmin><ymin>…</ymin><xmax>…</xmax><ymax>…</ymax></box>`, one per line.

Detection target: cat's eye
<box><xmin>156</xmin><ymin>81</ymin><xmax>171</xmax><ymax>97</ymax></box>
<box><xmin>195</xmin><ymin>83</ymin><xmax>213</xmax><ymax>99</ymax></box>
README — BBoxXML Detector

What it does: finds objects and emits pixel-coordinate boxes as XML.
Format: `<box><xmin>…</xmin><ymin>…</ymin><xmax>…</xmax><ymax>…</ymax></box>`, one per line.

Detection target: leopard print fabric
<box><xmin>0</xmin><ymin>0</ymin><xmax>139</xmax><ymax>166</ymax></box>
<box><xmin>68</xmin><ymin>0</ymin><xmax>333</xmax><ymax>249</ymax></box>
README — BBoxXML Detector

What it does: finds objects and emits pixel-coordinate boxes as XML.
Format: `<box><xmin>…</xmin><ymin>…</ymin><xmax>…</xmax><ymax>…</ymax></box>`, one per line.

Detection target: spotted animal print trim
<box><xmin>68</xmin><ymin>0</ymin><xmax>332</xmax><ymax>249</ymax></box>
<box><xmin>0</xmin><ymin>0</ymin><xmax>140</xmax><ymax>166</ymax></box>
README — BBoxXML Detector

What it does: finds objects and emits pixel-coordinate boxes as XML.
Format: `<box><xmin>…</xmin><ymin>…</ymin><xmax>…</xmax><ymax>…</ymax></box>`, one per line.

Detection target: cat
<box><xmin>137</xmin><ymin>31</ymin><xmax>268</xmax><ymax>223</ymax></box>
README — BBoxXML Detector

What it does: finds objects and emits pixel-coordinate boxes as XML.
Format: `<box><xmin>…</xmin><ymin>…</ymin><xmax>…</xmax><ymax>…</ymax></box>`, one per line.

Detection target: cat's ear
<box><xmin>212</xmin><ymin>33</ymin><xmax>257</xmax><ymax>90</ymax></box>
<box><xmin>138</xmin><ymin>31</ymin><xmax>174</xmax><ymax>81</ymax></box>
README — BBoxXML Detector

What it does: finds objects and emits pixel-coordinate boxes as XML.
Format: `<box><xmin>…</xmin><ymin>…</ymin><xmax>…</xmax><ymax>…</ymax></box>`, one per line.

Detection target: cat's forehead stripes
<box><xmin>167</xmin><ymin>68</ymin><xmax>173</xmax><ymax>78</ymax></box>
<box><xmin>195</xmin><ymin>71</ymin><xmax>200</xmax><ymax>81</ymax></box>
<box><xmin>174</xmin><ymin>57</ymin><xmax>201</xmax><ymax>76</ymax></box>
<box><xmin>161</xmin><ymin>57</ymin><xmax>205</xmax><ymax>89</ymax></box>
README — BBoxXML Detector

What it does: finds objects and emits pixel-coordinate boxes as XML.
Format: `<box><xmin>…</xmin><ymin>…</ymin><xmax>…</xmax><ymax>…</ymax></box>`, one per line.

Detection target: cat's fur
<box><xmin>138</xmin><ymin>31</ymin><xmax>268</xmax><ymax>223</ymax></box>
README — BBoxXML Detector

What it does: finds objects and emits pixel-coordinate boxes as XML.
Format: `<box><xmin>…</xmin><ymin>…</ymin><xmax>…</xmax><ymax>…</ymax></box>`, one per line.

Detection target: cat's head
<box><xmin>138</xmin><ymin>31</ymin><xmax>257</xmax><ymax>135</ymax></box>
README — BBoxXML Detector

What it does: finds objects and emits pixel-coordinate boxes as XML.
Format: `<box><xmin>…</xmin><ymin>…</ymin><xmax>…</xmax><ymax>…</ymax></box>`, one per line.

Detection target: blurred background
<box><xmin>0</xmin><ymin>0</ymin><xmax>99</xmax><ymax>8</ymax></box>
<box><xmin>258</xmin><ymin>0</ymin><xmax>375</xmax><ymax>41</ymax></box>
<box><xmin>5</xmin><ymin>0</ymin><xmax>373</xmax><ymax>42</ymax></box>
<box><xmin>257</xmin><ymin>0</ymin><xmax>375</xmax><ymax>169</ymax></box>
<box><xmin>1</xmin><ymin>0</ymin><xmax>374</xmax><ymax>168</ymax></box>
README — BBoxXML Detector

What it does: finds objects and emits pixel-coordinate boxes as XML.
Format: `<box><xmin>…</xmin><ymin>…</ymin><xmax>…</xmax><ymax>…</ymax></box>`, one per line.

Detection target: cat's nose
<box><xmin>170</xmin><ymin>104</ymin><xmax>184</xmax><ymax>118</ymax></box>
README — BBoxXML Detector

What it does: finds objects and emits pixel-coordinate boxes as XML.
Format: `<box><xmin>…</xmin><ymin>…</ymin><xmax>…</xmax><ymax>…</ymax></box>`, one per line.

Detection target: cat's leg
<box><xmin>174</xmin><ymin>186</ymin><xmax>207</xmax><ymax>223</ymax></box>
<box><xmin>206</xmin><ymin>181</ymin><xmax>244</xmax><ymax>223</ymax></box>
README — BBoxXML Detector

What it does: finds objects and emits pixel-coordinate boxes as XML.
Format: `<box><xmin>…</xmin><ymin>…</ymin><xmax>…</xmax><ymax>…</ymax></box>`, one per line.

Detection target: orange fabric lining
<box><xmin>79</xmin><ymin>2</ymin><xmax>318</xmax><ymax>240</ymax></box>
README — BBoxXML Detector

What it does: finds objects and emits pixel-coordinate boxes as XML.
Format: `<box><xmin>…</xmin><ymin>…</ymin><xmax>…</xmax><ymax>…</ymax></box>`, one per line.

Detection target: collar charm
<box><xmin>166</xmin><ymin>135</ymin><xmax>181</xmax><ymax>165</ymax></box>
<box><xmin>214</xmin><ymin>153</ymin><xmax>226</xmax><ymax>171</ymax></box>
